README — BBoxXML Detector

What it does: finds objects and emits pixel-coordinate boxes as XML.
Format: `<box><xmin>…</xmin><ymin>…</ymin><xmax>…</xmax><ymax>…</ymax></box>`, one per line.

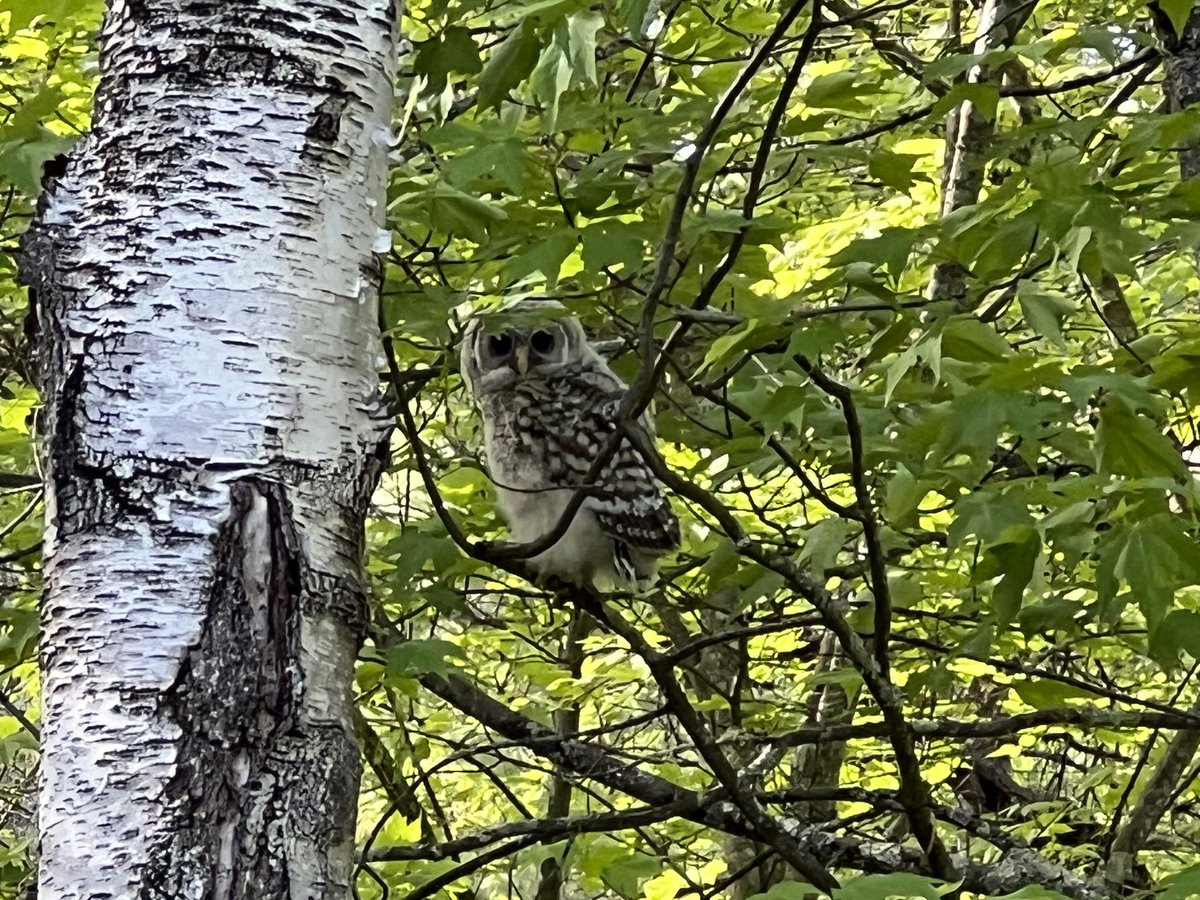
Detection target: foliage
<box><xmin>7</xmin><ymin>0</ymin><xmax>1200</xmax><ymax>897</ymax></box>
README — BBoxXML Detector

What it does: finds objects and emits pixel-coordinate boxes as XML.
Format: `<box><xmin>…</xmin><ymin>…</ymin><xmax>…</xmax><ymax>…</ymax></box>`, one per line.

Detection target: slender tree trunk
<box><xmin>1159</xmin><ymin>4</ymin><xmax>1200</xmax><ymax>181</ymax></box>
<box><xmin>534</xmin><ymin>610</ymin><xmax>590</xmax><ymax>900</ymax></box>
<box><xmin>728</xmin><ymin>631</ymin><xmax>857</xmax><ymax>900</ymax></box>
<box><xmin>1105</xmin><ymin>701</ymin><xmax>1198</xmax><ymax>889</ymax></box>
<box><xmin>1101</xmin><ymin>19</ymin><xmax>1200</xmax><ymax>887</ymax></box>
<box><xmin>18</xmin><ymin>1</ymin><xmax>397</xmax><ymax>896</ymax></box>
<box><xmin>928</xmin><ymin>0</ymin><xmax>1036</xmax><ymax>307</ymax></box>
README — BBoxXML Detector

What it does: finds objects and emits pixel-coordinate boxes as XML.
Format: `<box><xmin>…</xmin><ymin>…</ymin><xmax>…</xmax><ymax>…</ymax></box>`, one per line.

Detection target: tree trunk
<box><xmin>1104</xmin><ymin>702</ymin><xmax>1199</xmax><ymax>890</ymax></box>
<box><xmin>728</xmin><ymin>630</ymin><xmax>857</xmax><ymax>900</ymax></box>
<box><xmin>18</xmin><ymin>1</ymin><xmax>397</xmax><ymax>897</ymax></box>
<box><xmin>535</xmin><ymin>610</ymin><xmax>590</xmax><ymax>900</ymax></box>
<box><xmin>928</xmin><ymin>0</ymin><xmax>1036</xmax><ymax>307</ymax></box>
<box><xmin>1159</xmin><ymin>3</ymin><xmax>1200</xmax><ymax>181</ymax></box>
<box><xmin>1100</xmin><ymin>19</ymin><xmax>1200</xmax><ymax>887</ymax></box>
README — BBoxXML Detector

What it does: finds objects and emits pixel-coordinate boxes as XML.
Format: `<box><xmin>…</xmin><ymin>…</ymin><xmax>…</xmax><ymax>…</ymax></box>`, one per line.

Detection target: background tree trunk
<box><xmin>1159</xmin><ymin>3</ymin><xmax>1200</xmax><ymax>180</ymax></box>
<box><xmin>928</xmin><ymin>0</ymin><xmax>1036</xmax><ymax>307</ymax></box>
<box><xmin>1101</xmin><ymin>11</ymin><xmax>1200</xmax><ymax>886</ymax></box>
<box><xmin>18</xmin><ymin>1</ymin><xmax>397</xmax><ymax>896</ymax></box>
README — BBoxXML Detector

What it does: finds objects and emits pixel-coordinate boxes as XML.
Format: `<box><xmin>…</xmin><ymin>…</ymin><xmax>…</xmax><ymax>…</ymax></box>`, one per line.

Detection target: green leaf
<box><xmin>616</xmin><ymin>0</ymin><xmax>654</xmax><ymax>36</ymax></box>
<box><xmin>505</xmin><ymin>231</ymin><xmax>579</xmax><ymax>285</ymax></box>
<box><xmin>885</xmin><ymin>464</ymin><xmax>925</xmax><ymax>527</ymax></box>
<box><xmin>753</xmin><ymin>383</ymin><xmax>809</xmax><ymax>437</ymax></box>
<box><xmin>488</xmin><ymin>0</ymin><xmax>574</xmax><ymax>22</ymax></box>
<box><xmin>1096</xmin><ymin>398</ymin><xmax>1187</xmax><ymax>481</ymax></box>
<box><xmin>1</xmin><ymin>0</ymin><xmax>96</xmax><ymax>32</ymax></box>
<box><xmin>797</xmin><ymin>517</ymin><xmax>848</xmax><ymax>578</ymax></box>
<box><xmin>444</xmin><ymin>138</ymin><xmax>528</xmax><ymax>194</ymax></box>
<box><xmin>1018</xmin><ymin>596</ymin><xmax>1083</xmax><ymax>636</ymax></box>
<box><xmin>384</xmin><ymin>639</ymin><xmax>466</xmax><ymax>678</ymax></box>
<box><xmin>478</xmin><ymin>19</ymin><xmax>541</xmax><ymax>110</ymax></box>
<box><xmin>1102</xmin><ymin>514</ymin><xmax>1200</xmax><ymax>628</ymax></box>
<box><xmin>931</xmin><ymin>81</ymin><xmax>1000</xmax><ymax>119</ymax></box>
<box><xmin>1158</xmin><ymin>0</ymin><xmax>1195</xmax><ymax>35</ymax></box>
<box><xmin>988</xmin><ymin>887</ymin><xmax>1072</xmax><ymax>900</ymax></box>
<box><xmin>599</xmin><ymin>848</ymin><xmax>663</xmax><ymax>898</ymax></box>
<box><xmin>426</xmin><ymin>183</ymin><xmax>508</xmax><ymax>242</ymax></box>
<box><xmin>832</xmin><ymin>872</ymin><xmax>944</xmax><ymax>900</ymax></box>
<box><xmin>1158</xmin><ymin>864</ymin><xmax>1200</xmax><ymax>900</ymax></box>
<box><xmin>990</xmin><ymin>528</ymin><xmax>1040</xmax><ymax>624</ymax></box>
<box><xmin>0</xmin><ymin>85</ymin><xmax>63</xmax><ymax>141</ymax></box>
<box><xmin>1148</xmin><ymin>609</ymin><xmax>1200</xmax><ymax>669</ymax></box>
<box><xmin>700</xmin><ymin>320</ymin><xmax>763</xmax><ymax>375</ymax></box>
<box><xmin>566</xmin><ymin>11</ymin><xmax>602</xmax><ymax>85</ymax></box>
<box><xmin>414</xmin><ymin>26</ymin><xmax>482</xmax><ymax>93</ymax></box>
<box><xmin>868</xmin><ymin>150</ymin><xmax>921</xmax><ymax>193</ymax></box>
<box><xmin>805</xmin><ymin>70</ymin><xmax>870</xmax><ymax>111</ymax></box>
<box><xmin>806</xmin><ymin>665</ymin><xmax>864</xmax><ymax>702</ymax></box>
<box><xmin>745</xmin><ymin>883</ymin><xmax>818</xmax><ymax>900</ymax></box>
<box><xmin>1012</xmin><ymin>679</ymin><xmax>1103</xmax><ymax>708</ymax></box>
<box><xmin>0</xmin><ymin>130</ymin><xmax>75</xmax><ymax>195</ymax></box>
<box><xmin>939</xmin><ymin>317</ymin><xmax>1013</xmax><ymax>363</ymax></box>
<box><xmin>437</xmin><ymin>465</ymin><xmax>492</xmax><ymax>500</ymax></box>
<box><xmin>948</xmin><ymin>491</ymin><xmax>1032</xmax><ymax>547</ymax></box>
<box><xmin>531</xmin><ymin>34</ymin><xmax>572</xmax><ymax>130</ymax></box>
<box><xmin>972</xmin><ymin>213</ymin><xmax>1038</xmax><ymax>281</ymax></box>
<box><xmin>828</xmin><ymin>227</ymin><xmax>921</xmax><ymax>279</ymax></box>
<box><xmin>581</xmin><ymin>220</ymin><xmax>645</xmax><ymax>273</ymax></box>
<box><xmin>1017</xmin><ymin>284</ymin><xmax>1074</xmax><ymax>346</ymax></box>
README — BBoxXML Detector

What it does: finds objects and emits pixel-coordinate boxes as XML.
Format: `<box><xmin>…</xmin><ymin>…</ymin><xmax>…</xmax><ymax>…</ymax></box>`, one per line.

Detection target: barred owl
<box><xmin>460</xmin><ymin>302</ymin><xmax>680</xmax><ymax>590</ymax></box>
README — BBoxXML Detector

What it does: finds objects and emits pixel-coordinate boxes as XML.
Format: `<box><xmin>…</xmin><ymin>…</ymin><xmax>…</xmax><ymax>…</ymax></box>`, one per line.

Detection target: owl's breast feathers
<box><xmin>481</xmin><ymin>369</ymin><xmax>681</xmax><ymax>554</ymax></box>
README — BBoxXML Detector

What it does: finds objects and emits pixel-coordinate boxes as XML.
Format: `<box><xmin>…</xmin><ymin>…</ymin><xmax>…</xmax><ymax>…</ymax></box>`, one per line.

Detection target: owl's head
<box><xmin>461</xmin><ymin>300</ymin><xmax>594</xmax><ymax>395</ymax></box>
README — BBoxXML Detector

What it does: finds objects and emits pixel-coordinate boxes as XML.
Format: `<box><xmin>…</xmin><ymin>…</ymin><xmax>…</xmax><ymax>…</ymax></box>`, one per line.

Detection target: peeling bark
<box><xmin>19</xmin><ymin>1</ymin><xmax>397</xmax><ymax>897</ymax></box>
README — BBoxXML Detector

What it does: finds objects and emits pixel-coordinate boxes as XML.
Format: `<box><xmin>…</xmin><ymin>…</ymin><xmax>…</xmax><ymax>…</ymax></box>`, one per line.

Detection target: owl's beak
<box><xmin>513</xmin><ymin>344</ymin><xmax>530</xmax><ymax>376</ymax></box>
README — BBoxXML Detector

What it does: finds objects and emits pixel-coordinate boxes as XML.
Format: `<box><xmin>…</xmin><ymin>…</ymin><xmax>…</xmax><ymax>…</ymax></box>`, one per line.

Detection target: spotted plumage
<box><xmin>460</xmin><ymin>302</ymin><xmax>680</xmax><ymax>589</ymax></box>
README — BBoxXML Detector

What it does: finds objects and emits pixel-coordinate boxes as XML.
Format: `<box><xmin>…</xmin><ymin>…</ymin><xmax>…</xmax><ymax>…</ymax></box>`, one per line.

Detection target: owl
<box><xmin>460</xmin><ymin>302</ymin><xmax>680</xmax><ymax>590</ymax></box>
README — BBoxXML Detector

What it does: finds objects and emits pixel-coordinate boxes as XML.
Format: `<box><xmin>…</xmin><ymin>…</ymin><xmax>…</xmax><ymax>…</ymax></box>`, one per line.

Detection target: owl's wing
<box><xmin>553</xmin><ymin>375</ymin><xmax>681</xmax><ymax>553</ymax></box>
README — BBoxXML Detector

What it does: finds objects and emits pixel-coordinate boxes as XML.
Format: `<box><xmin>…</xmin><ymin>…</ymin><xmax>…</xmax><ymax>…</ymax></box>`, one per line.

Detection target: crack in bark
<box><xmin>149</xmin><ymin>480</ymin><xmax>303</xmax><ymax>896</ymax></box>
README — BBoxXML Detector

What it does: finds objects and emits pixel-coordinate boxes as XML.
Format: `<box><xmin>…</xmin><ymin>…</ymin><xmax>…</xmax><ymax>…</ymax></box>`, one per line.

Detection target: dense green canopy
<box><xmin>6</xmin><ymin>0</ymin><xmax>1200</xmax><ymax>896</ymax></box>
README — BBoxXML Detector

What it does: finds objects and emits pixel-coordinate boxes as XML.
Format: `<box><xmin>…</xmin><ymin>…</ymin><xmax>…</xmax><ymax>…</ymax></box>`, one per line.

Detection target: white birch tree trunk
<box><xmin>18</xmin><ymin>1</ymin><xmax>398</xmax><ymax>896</ymax></box>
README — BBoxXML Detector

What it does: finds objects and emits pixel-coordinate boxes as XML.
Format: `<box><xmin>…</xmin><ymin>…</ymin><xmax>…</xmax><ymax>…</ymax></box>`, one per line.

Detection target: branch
<box><xmin>616</xmin><ymin>422</ymin><xmax>955</xmax><ymax>881</ymax></box>
<box><xmin>767</xmin><ymin>707</ymin><xmax>1200</xmax><ymax>748</ymax></box>
<box><xmin>794</xmin><ymin>357</ymin><xmax>892</xmax><ymax>678</ymax></box>
<box><xmin>370</xmin><ymin>801</ymin><xmax>695</xmax><ymax>862</ymax></box>
<box><xmin>894</xmin><ymin>633</ymin><xmax>1200</xmax><ymax>723</ymax></box>
<box><xmin>354</xmin><ymin>710</ymin><xmax>430</xmax><ymax>835</ymax></box>
<box><xmin>928</xmin><ymin>0</ymin><xmax>1039</xmax><ymax>307</ymax></box>
<box><xmin>396</xmin><ymin>835</ymin><xmax>541</xmax><ymax>900</ymax></box>
<box><xmin>0</xmin><ymin>683</ymin><xmax>38</xmax><ymax>741</ymax></box>
<box><xmin>626</xmin><ymin>0</ymin><xmax>819</xmax><ymax>410</ymax></box>
<box><xmin>405</xmin><ymin>670</ymin><xmax>1114</xmax><ymax>899</ymax></box>
<box><xmin>574</xmin><ymin>594</ymin><xmax>840</xmax><ymax>891</ymax></box>
<box><xmin>0</xmin><ymin>473</ymin><xmax>39</xmax><ymax>490</ymax></box>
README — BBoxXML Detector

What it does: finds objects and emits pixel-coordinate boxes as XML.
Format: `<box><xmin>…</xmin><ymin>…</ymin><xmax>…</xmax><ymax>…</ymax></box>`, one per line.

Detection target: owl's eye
<box><xmin>488</xmin><ymin>333</ymin><xmax>513</xmax><ymax>356</ymax></box>
<box><xmin>530</xmin><ymin>329</ymin><xmax>556</xmax><ymax>355</ymax></box>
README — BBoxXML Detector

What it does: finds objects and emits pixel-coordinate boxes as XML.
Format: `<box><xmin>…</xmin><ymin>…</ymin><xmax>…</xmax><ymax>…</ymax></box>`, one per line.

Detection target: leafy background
<box><xmin>6</xmin><ymin>0</ymin><xmax>1200</xmax><ymax>897</ymax></box>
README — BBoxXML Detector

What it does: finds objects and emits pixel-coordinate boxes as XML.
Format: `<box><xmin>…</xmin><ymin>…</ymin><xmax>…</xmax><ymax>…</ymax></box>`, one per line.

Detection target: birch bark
<box><xmin>18</xmin><ymin>1</ymin><xmax>397</xmax><ymax>897</ymax></box>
